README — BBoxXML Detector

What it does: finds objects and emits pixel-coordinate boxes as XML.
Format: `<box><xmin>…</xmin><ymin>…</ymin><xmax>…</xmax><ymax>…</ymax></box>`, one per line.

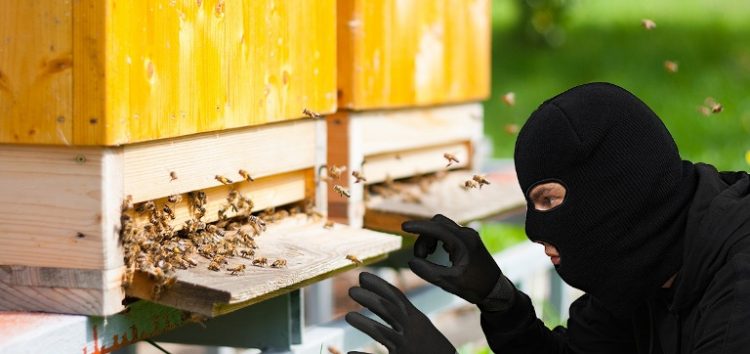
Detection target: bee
<box><xmin>208</xmin><ymin>261</ymin><xmax>221</xmax><ymax>271</ymax></box>
<box><xmin>144</xmin><ymin>201</ymin><xmax>156</xmax><ymax>212</ymax></box>
<box><xmin>240</xmin><ymin>249</ymin><xmax>255</xmax><ymax>258</ymax></box>
<box><xmin>329</xmin><ymin>165</ymin><xmax>346</xmax><ymax>179</ymax></box>
<box><xmin>303</xmin><ymin>108</ymin><xmax>322</xmax><ymax>119</ymax></box>
<box><xmin>167</xmin><ymin>194</ymin><xmax>182</xmax><ymax>204</ymax></box>
<box><xmin>327</xmin><ymin>347</ymin><xmax>343</xmax><ymax>354</ymax></box>
<box><xmin>169</xmin><ymin>171</ymin><xmax>178</xmax><ymax>181</ymax></box>
<box><xmin>121</xmin><ymin>195</ymin><xmax>134</xmax><ymax>211</ymax></box>
<box><xmin>346</xmin><ymin>254</ymin><xmax>363</xmax><ymax>265</ymax></box>
<box><xmin>705</xmin><ymin>97</ymin><xmax>723</xmax><ymax>113</ymax></box>
<box><xmin>323</xmin><ymin>220</ymin><xmax>334</xmax><ymax>229</ymax></box>
<box><xmin>226</xmin><ymin>222</ymin><xmax>241</xmax><ymax>231</ymax></box>
<box><xmin>238</xmin><ymin>169</ymin><xmax>255</xmax><ymax>182</ymax></box>
<box><xmin>271</xmin><ymin>259</ymin><xmax>287</xmax><ymax>268</ymax></box>
<box><xmin>664</xmin><ymin>60</ymin><xmax>678</xmax><ymax>73</ymax></box>
<box><xmin>641</xmin><ymin>18</ymin><xmax>656</xmax><ymax>30</ymax></box>
<box><xmin>215</xmin><ymin>175</ymin><xmax>233</xmax><ymax>185</ymax></box>
<box><xmin>463</xmin><ymin>179</ymin><xmax>479</xmax><ymax>190</ymax></box>
<box><xmin>248</xmin><ymin>215</ymin><xmax>267</xmax><ymax>232</ymax></box>
<box><xmin>253</xmin><ymin>257</ymin><xmax>268</xmax><ymax>267</ymax></box>
<box><xmin>352</xmin><ymin>171</ymin><xmax>367</xmax><ymax>183</ymax></box>
<box><xmin>501</xmin><ymin>92</ymin><xmax>516</xmax><ymax>107</ymax></box>
<box><xmin>162</xmin><ymin>205</ymin><xmax>176</xmax><ymax>219</ymax></box>
<box><xmin>472</xmin><ymin>175</ymin><xmax>491</xmax><ymax>188</ymax></box>
<box><xmin>333</xmin><ymin>184</ymin><xmax>351</xmax><ymax>198</ymax></box>
<box><xmin>504</xmin><ymin>123</ymin><xmax>519</xmax><ymax>135</ymax></box>
<box><xmin>443</xmin><ymin>153</ymin><xmax>460</xmax><ymax>167</ymax></box>
<box><xmin>227</xmin><ymin>264</ymin><xmax>246</xmax><ymax>275</ymax></box>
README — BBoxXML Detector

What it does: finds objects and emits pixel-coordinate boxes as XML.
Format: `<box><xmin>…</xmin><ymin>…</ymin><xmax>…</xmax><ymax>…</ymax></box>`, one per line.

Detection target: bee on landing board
<box><xmin>271</xmin><ymin>259</ymin><xmax>287</xmax><ymax>268</ymax></box>
<box><xmin>346</xmin><ymin>254</ymin><xmax>363</xmax><ymax>265</ymax></box>
<box><xmin>227</xmin><ymin>264</ymin><xmax>246</xmax><ymax>275</ymax></box>
<box><xmin>463</xmin><ymin>179</ymin><xmax>479</xmax><ymax>190</ymax></box>
<box><xmin>253</xmin><ymin>257</ymin><xmax>268</xmax><ymax>267</ymax></box>
<box><xmin>303</xmin><ymin>108</ymin><xmax>322</xmax><ymax>119</ymax></box>
<box><xmin>472</xmin><ymin>175</ymin><xmax>491</xmax><ymax>188</ymax></box>
<box><xmin>238</xmin><ymin>169</ymin><xmax>255</xmax><ymax>182</ymax></box>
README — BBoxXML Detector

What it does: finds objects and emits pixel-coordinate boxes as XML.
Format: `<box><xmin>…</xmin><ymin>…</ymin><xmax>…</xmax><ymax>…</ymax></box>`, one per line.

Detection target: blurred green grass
<box><xmin>479</xmin><ymin>222</ymin><xmax>527</xmax><ymax>254</ymax></box>
<box><xmin>485</xmin><ymin>0</ymin><xmax>750</xmax><ymax>172</ymax></box>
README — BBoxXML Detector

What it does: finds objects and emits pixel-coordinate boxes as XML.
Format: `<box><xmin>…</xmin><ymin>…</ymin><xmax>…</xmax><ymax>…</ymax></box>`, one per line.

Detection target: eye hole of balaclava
<box><xmin>526</xmin><ymin>179</ymin><xmax>567</xmax><ymax>212</ymax></box>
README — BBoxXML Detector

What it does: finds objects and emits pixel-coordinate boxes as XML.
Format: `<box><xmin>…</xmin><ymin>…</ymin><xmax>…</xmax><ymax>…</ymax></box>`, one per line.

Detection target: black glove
<box><xmin>402</xmin><ymin>214</ymin><xmax>515</xmax><ymax>311</ymax></box>
<box><xmin>345</xmin><ymin>272</ymin><xmax>456</xmax><ymax>354</ymax></box>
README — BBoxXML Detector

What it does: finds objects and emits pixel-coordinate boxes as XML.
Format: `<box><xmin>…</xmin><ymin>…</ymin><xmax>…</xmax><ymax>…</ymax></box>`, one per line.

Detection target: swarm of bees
<box><xmin>121</xmin><ymin>186</ymin><xmax>315</xmax><ymax>299</ymax></box>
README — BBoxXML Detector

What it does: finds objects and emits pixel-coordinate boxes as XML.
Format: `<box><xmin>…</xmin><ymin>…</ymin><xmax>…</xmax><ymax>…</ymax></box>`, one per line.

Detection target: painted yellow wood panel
<box><xmin>0</xmin><ymin>0</ymin><xmax>73</xmax><ymax>145</ymax></box>
<box><xmin>337</xmin><ymin>0</ymin><xmax>491</xmax><ymax>110</ymax></box>
<box><xmin>0</xmin><ymin>0</ymin><xmax>336</xmax><ymax>145</ymax></box>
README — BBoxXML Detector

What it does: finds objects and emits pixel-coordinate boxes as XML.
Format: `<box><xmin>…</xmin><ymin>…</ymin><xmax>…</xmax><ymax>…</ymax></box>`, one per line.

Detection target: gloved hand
<box><xmin>345</xmin><ymin>272</ymin><xmax>456</xmax><ymax>354</ymax></box>
<box><xmin>402</xmin><ymin>214</ymin><xmax>515</xmax><ymax>311</ymax></box>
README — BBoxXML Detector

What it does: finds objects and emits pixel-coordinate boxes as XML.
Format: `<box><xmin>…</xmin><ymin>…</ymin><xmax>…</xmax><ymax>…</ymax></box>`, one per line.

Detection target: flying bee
<box><xmin>328</xmin><ymin>165</ymin><xmax>346</xmax><ymax>180</ymax></box>
<box><xmin>443</xmin><ymin>153</ymin><xmax>460</xmax><ymax>167</ymax></box>
<box><xmin>641</xmin><ymin>18</ymin><xmax>656</xmax><ymax>30</ymax></box>
<box><xmin>271</xmin><ymin>259</ymin><xmax>287</xmax><ymax>268</ymax></box>
<box><xmin>463</xmin><ymin>179</ymin><xmax>479</xmax><ymax>190</ymax></box>
<box><xmin>333</xmin><ymin>185</ymin><xmax>351</xmax><ymax>198</ymax></box>
<box><xmin>472</xmin><ymin>175</ymin><xmax>491</xmax><ymax>188</ymax></box>
<box><xmin>215</xmin><ymin>175</ymin><xmax>233</xmax><ymax>185</ymax></box>
<box><xmin>252</xmin><ymin>257</ymin><xmax>268</xmax><ymax>267</ymax></box>
<box><xmin>704</xmin><ymin>97</ymin><xmax>723</xmax><ymax>113</ymax></box>
<box><xmin>238</xmin><ymin>169</ymin><xmax>255</xmax><ymax>182</ymax></box>
<box><xmin>302</xmin><ymin>108</ymin><xmax>322</xmax><ymax>119</ymax></box>
<box><xmin>323</xmin><ymin>220</ymin><xmax>334</xmax><ymax>229</ymax></box>
<box><xmin>346</xmin><ymin>254</ymin><xmax>363</xmax><ymax>265</ymax></box>
<box><xmin>169</xmin><ymin>171</ymin><xmax>178</xmax><ymax>181</ymax></box>
<box><xmin>163</xmin><ymin>205</ymin><xmax>176</xmax><ymax>219</ymax></box>
<box><xmin>352</xmin><ymin>171</ymin><xmax>367</xmax><ymax>183</ymax></box>
<box><xmin>121</xmin><ymin>195</ymin><xmax>133</xmax><ymax>211</ymax></box>
<box><xmin>227</xmin><ymin>264</ymin><xmax>246</xmax><ymax>275</ymax></box>
<box><xmin>167</xmin><ymin>194</ymin><xmax>182</xmax><ymax>204</ymax></box>
<box><xmin>501</xmin><ymin>92</ymin><xmax>516</xmax><ymax>107</ymax></box>
<box><xmin>504</xmin><ymin>123</ymin><xmax>519</xmax><ymax>135</ymax></box>
<box><xmin>664</xmin><ymin>60</ymin><xmax>678</xmax><ymax>73</ymax></box>
<box><xmin>327</xmin><ymin>346</ymin><xmax>343</xmax><ymax>354</ymax></box>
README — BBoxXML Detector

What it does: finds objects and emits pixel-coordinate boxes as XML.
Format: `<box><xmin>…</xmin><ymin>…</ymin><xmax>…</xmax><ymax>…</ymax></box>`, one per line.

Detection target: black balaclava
<box><xmin>514</xmin><ymin>82</ymin><xmax>698</xmax><ymax>317</ymax></box>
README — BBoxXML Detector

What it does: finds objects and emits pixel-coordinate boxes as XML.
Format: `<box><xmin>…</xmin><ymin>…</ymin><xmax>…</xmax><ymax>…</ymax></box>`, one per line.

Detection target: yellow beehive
<box><xmin>0</xmin><ymin>0</ymin><xmax>336</xmax><ymax>145</ymax></box>
<box><xmin>337</xmin><ymin>0</ymin><xmax>491</xmax><ymax>110</ymax></box>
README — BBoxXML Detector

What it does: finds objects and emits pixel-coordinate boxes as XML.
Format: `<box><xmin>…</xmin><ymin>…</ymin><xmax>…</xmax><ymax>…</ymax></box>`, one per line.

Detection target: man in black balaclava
<box><xmin>345</xmin><ymin>82</ymin><xmax>750</xmax><ymax>353</ymax></box>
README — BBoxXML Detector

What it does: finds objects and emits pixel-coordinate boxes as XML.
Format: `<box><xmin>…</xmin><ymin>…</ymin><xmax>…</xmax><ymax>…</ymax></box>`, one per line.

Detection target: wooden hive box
<box><xmin>0</xmin><ymin>0</ymin><xmax>337</xmax><ymax>146</ymax></box>
<box><xmin>328</xmin><ymin>0</ymin><xmax>523</xmax><ymax>231</ymax></box>
<box><xmin>0</xmin><ymin>0</ymin><xmax>402</xmax><ymax>317</ymax></box>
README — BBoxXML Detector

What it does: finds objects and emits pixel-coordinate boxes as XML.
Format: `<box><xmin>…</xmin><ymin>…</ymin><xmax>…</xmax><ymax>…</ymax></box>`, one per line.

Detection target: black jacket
<box><xmin>481</xmin><ymin>165</ymin><xmax>750</xmax><ymax>353</ymax></box>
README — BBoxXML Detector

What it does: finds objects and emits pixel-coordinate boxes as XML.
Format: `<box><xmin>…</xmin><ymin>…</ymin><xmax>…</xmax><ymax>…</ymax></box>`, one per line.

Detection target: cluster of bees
<box><xmin>120</xmin><ymin>180</ymin><xmax>317</xmax><ymax>299</ymax></box>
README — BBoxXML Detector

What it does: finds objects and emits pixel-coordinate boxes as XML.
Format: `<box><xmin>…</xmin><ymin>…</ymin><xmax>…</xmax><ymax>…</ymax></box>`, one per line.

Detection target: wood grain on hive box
<box><xmin>0</xmin><ymin>0</ymin><xmax>336</xmax><ymax>145</ymax></box>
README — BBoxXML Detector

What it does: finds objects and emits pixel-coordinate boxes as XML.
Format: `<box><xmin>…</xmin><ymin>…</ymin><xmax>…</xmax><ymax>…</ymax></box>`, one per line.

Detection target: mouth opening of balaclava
<box><xmin>514</xmin><ymin>82</ymin><xmax>698</xmax><ymax>317</ymax></box>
